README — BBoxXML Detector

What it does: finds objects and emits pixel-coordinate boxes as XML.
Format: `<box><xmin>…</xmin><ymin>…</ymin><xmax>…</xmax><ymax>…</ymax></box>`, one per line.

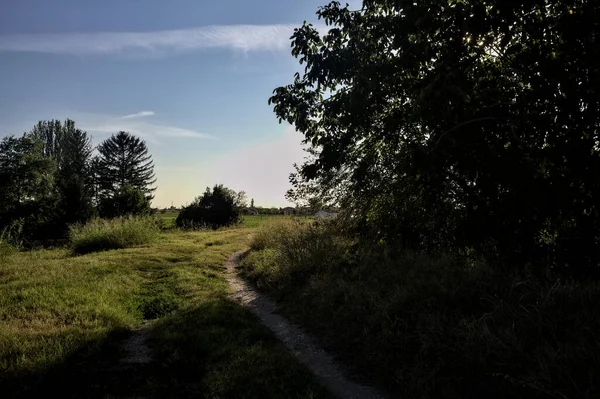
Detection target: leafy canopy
<box><xmin>270</xmin><ymin>0</ymin><xmax>600</xmax><ymax>275</ymax></box>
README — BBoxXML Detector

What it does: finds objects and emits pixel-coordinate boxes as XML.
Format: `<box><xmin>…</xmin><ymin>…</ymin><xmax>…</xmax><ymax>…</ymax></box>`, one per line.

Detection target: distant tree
<box><xmin>98</xmin><ymin>185</ymin><xmax>151</xmax><ymax>218</ymax></box>
<box><xmin>176</xmin><ymin>185</ymin><xmax>245</xmax><ymax>229</ymax></box>
<box><xmin>96</xmin><ymin>131</ymin><xmax>156</xmax><ymax>200</ymax></box>
<box><xmin>250</xmin><ymin>198</ymin><xmax>254</xmax><ymax>208</ymax></box>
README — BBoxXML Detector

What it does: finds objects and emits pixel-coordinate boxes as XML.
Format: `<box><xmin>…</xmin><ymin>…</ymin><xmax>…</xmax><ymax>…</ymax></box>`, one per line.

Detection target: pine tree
<box><xmin>96</xmin><ymin>131</ymin><xmax>156</xmax><ymax>199</ymax></box>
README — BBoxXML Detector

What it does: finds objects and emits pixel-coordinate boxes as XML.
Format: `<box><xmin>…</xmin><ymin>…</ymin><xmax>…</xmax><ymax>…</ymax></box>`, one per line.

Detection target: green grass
<box><xmin>241</xmin><ymin>219</ymin><xmax>600</xmax><ymax>399</ymax></box>
<box><xmin>241</xmin><ymin>214</ymin><xmax>309</xmax><ymax>228</ymax></box>
<box><xmin>69</xmin><ymin>216</ymin><xmax>161</xmax><ymax>254</ymax></box>
<box><xmin>156</xmin><ymin>210</ymin><xmax>180</xmax><ymax>227</ymax></box>
<box><xmin>1</xmin><ymin>227</ymin><xmax>332</xmax><ymax>398</ymax></box>
<box><xmin>155</xmin><ymin>210</ymin><xmax>303</xmax><ymax>229</ymax></box>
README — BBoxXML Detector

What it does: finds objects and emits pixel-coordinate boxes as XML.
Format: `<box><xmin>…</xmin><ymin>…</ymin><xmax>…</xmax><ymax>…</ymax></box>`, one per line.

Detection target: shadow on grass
<box><xmin>2</xmin><ymin>327</ymin><xmax>154</xmax><ymax>399</ymax></box>
<box><xmin>3</xmin><ymin>298</ymin><xmax>331</xmax><ymax>399</ymax></box>
<box><xmin>150</xmin><ymin>297</ymin><xmax>331</xmax><ymax>399</ymax></box>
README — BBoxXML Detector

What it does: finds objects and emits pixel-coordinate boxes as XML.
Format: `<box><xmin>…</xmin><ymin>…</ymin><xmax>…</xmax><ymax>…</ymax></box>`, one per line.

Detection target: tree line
<box><xmin>271</xmin><ymin>0</ymin><xmax>600</xmax><ymax>278</ymax></box>
<box><xmin>0</xmin><ymin>120</ymin><xmax>156</xmax><ymax>242</ymax></box>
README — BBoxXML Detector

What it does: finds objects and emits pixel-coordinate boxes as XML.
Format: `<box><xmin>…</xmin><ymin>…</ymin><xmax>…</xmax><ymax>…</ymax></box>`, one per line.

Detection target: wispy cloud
<box><xmin>74</xmin><ymin>111</ymin><xmax>213</xmax><ymax>142</ymax></box>
<box><xmin>119</xmin><ymin>111</ymin><xmax>155</xmax><ymax>119</ymax></box>
<box><xmin>0</xmin><ymin>24</ymin><xmax>299</xmax><ymax>56</ymax></box>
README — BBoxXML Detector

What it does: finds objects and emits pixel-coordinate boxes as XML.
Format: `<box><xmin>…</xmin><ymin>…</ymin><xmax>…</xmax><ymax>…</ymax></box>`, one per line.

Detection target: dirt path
<box><xmin>225</xmin><ymin>251</ymin><xmax>385</xmax><ymax>399</ymax></box>
<box><xmin>119</xmin><ymin>327</ymin><xmax>153</xmax><ymax>365</ymax></box>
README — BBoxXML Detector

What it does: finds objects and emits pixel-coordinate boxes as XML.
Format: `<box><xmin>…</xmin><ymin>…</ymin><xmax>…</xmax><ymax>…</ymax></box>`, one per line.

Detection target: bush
<box><xmin>240</xmin><ymin>220</ymin><xmax>600</xmax><ymax>398</ymax></box>
<box><xmin>69</xmin><ymin>216</ymin><xmax>160</xmax><ymax>254</ymax></box>
<box><xmin>176</xmin><ymin>184</ymin><xmax>244</xmax><ymax>230</ymax></box>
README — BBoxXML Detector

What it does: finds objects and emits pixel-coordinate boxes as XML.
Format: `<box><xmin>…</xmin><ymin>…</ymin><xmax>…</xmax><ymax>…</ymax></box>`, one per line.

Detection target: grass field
<box><xmin>155</xmin><ymin>210</ymin><xmax>306</xmax><ymax>229</ymax></box>
<box><xmin>241</xmin><ymin>214</ymin><xmax>305</xmax><ymax>228</ymax></box>
<box><xmin>155</xmin><ymin>210</ymin><xmax>180</xmax><ymax>227</ymax></box>
<box><xmin>0</xmin><ymin>227</ymin><xmax>331</xmax><ymax>398</ymax></box>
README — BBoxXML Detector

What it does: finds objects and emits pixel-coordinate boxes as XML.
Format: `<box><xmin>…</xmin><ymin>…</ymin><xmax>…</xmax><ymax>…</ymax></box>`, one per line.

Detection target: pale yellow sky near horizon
<box><xmin>151</xmin><ymin>124</ymin><xmax>306</xmax><ymax>208</ymax></box>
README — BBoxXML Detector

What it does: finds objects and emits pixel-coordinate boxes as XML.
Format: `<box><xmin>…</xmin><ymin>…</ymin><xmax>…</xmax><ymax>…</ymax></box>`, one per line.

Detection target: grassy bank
<box><xmin>240</xmin><ymin>219</ymin><xmax>600</xmax><ymax>399</ymax></box>
<box><xmin>1</xmin><ymin>226</ymin><xmax>331</xmax><ymax>398</ymax></box>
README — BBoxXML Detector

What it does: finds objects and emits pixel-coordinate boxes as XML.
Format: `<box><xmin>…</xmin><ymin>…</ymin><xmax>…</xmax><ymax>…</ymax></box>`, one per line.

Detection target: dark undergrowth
<box><xmin>240</xmin><ymin>219</ymin><xmax>600</xmax><ymax>399</ymax></box>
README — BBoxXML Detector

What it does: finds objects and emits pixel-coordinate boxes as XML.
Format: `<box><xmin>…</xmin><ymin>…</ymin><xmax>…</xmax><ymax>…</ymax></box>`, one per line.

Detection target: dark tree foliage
<box><xmin>0</xmin><ymin>121</ymin><xmax>159</xmax><ymax>240</ymax></box>
<box><xmin>98</xmin><ymin>185</ymin><xmax>151</xmax><ymax>218</ymax></box>
<box><xmin>270</xmin><ymin>1</ymin><xmax>600</xmax><ymax>276</ymax></box>
<box><xmin>176</xmin><ymin>185</ymin><xmax>245</xmax><ymax>230</ymax></box>
<box><xmin>27</xmin><ymin>119</ymin><xmax>94</xmax><ymax>236</ymax></box>
<box><xmin>0</xmin><ymin>135</ymin><xmax>58</xmax><ymax>240</ymax></box>
<box><xmin>58</xmin><ymin>128</ymin><xmax>95</xmax><ymax>225</ymax></box>
<box><xmin>96</xmin><ymin>131</ymin><xmax>156</xmax><ymax>199</ymax></box>
<box><xmin>28</xmin><ymin>119</ymin><xmax>95</xmax><ymax>231</ymax></box>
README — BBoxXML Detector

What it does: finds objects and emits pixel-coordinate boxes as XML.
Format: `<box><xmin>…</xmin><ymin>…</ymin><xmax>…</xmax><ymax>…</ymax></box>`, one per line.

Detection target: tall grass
<box><xmin>244</xmin><ymin>218</ymin><xmax>350</xmax><ymax>291</ymax></box>
<box><xmin>240</xmin><ymin>219</ymin><xmax>600</xmax><ymax>398</ymax></box>
<box><xmin>0</xmin><ymin>220</ymin><xmax>24</xmax><ymax>255</ymax></box>
<box><xmin>69</xmin><ymin>217</ymin><xmax>160</xmax><ymax>254</ymax></box>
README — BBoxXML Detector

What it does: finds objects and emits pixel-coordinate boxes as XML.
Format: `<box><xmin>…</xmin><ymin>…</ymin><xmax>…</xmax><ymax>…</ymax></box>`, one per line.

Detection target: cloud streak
<box><xmin>0</xmin><ymin>24</ymin><xmax>299</xmax><ymax>56</ymax></box>
<box><xmin>74</xmin><ymin>111</ymin><xmax>213</xmax><ymax>141</ymax></box>
<box><xmin>119</xmin><ymin>111</ymin><xmax>155</xmax><ymax>119</ymax></box>
<box><xmin>83</xmin><ymin>121</ymin><xmax>213</xmax><ymax>140</ymax></box>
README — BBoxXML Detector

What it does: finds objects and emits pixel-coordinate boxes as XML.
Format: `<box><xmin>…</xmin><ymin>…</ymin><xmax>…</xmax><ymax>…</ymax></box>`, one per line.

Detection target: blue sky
<box><xmin>0</xmin><ymin>0</ymin><xmax>361</xmax><ymax>208</ymax></box>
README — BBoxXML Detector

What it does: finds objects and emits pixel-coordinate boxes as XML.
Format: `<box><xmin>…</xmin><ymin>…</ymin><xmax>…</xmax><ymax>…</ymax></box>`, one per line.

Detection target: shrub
<box><xmin>176</xmin><ymin>184</ymin><xmax>244</xmax><ymax>230</ymax></box>
<box><xmin>69</xmin><ymin>216</ymin><xmax>160</xmax><ymax>254</ymax></box>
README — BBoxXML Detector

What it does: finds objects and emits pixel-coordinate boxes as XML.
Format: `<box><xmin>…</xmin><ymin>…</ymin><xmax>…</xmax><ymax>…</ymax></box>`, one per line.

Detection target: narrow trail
<box><xmin>225</xmin><ymin>251</ymin><xmax>385</xmax><ymax>399</ymax></box>
<box><xmin>118</xmin><ymin>321</ymin><xmax>154</xmax><ymax>366</ymax></box>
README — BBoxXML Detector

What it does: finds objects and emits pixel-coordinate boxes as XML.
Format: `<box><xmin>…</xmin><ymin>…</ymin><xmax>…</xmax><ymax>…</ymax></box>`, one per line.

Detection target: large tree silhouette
<box><xmin>270</xmin><ymin>0</ymin><xmax>600</xmax><ymax>275</ymax></box>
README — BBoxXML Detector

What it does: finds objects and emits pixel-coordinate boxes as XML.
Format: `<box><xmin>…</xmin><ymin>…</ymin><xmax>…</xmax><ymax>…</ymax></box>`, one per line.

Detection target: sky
<box><xmin>0</xmin><ymin>0</ymin><xmax>362</xmax><ymax>208</ymax></box>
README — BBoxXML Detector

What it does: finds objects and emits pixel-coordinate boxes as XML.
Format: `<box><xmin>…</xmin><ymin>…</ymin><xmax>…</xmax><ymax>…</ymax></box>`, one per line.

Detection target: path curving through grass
<box><xmin>226</xmin><ymin>250</ymin><xmax>386</xmax><ymax>399</ymax></box>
